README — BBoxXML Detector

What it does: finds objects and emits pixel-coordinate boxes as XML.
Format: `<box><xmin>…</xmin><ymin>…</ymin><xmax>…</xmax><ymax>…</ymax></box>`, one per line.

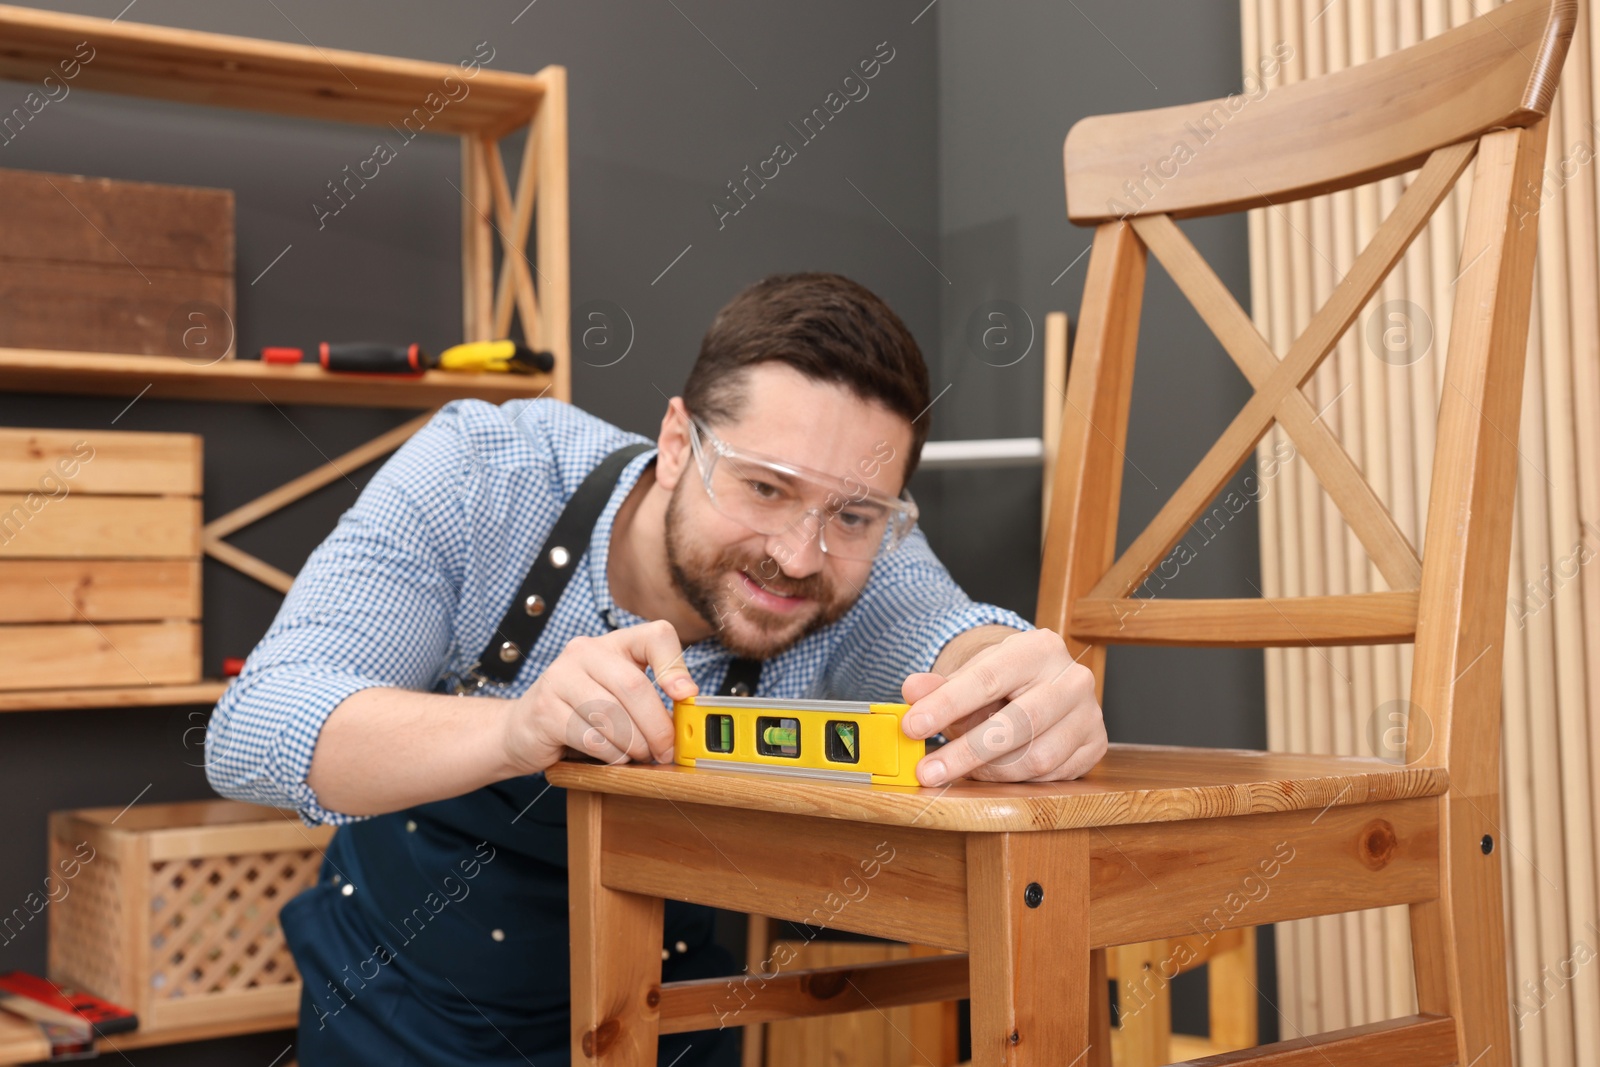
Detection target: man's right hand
<box><xmin>499</xmin><ymin>620</ymin><xmax>699</xmax><ymax>776</ymax></box>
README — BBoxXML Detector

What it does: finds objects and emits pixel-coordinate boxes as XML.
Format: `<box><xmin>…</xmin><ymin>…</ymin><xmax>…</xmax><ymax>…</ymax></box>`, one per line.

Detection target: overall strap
<box><xmin>465</xmin><ymin>442</ymin><xmax>651</xmax><ymax>688</ymax></box>
<box><xmin>718</xmin><ymin>655</ymin><xmax>762</xmax><ymax>697</ymax></box>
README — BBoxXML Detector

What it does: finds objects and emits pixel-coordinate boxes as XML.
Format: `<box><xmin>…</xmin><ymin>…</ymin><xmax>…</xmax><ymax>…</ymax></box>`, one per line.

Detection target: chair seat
<box><xmin>543</xmin><ymin>742</ymin><xmax>1448</xmax><ymax>832</ymax></box>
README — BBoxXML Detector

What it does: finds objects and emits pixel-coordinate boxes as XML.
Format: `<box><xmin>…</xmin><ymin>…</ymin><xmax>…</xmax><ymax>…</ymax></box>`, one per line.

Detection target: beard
<box><xmin>663</xmin><ymin>475</ymin><xmax>858</xmax><ymax>660</ymax></box>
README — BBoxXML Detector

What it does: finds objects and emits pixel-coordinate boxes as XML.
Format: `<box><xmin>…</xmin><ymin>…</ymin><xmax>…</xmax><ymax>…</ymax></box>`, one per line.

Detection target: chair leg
<box><xmin>743</xmin><ymin>915</ymin><xmax>771</xmax><ymax>1067</ymax></box>
<box><xmin>1207</xmin><ymin>926</ymin><xmax>1257</xmax><ymax>1053</ymax></box>
<box><xmin>1113</xmin><ymin>941</ymin><xmax>1172</xmax><ymax>1067</ymax></box>
<box><xmin>905</xmin><ymin>943</ymin><xmax>962</xmax><ymax>1066</ymax></box>
<box><xmin>966</xmin><ymin>830</ymin><xmax>1093</xmax><ymax>1067</ymax></box>
<box><xmin>1410</xmin><ymin>796</ymin><xmax>1514</xmax><ymax>1067</ymax></box>
<box><xmin>1087</xmin><ymin>948</ymin><xmax>1113</xmax><ymax>1067</ymax></box>
<box><xmin>568</xmin><ymin>791</ymin><xmax>665</xmax><ymax>1065</ymax></box>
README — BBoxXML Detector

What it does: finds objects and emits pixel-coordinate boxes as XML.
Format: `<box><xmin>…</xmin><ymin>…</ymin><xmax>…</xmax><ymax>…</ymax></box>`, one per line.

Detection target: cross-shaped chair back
<box><xmin>1042</xmin><ymin>9</ymin><xmax>1574</xmax><ymax>1062</ymax></box>
<box><xmin>1042</xmin><ymin>0</ymin><xmax>1575</xmax><ymax>800</ymax></box>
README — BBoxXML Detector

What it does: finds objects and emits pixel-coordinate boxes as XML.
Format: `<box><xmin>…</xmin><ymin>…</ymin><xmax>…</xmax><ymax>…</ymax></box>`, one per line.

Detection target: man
<box><xmin>205</xmin><ymin>272</ymin><xmax>1106</xmax><ymax>1065</ymax></box>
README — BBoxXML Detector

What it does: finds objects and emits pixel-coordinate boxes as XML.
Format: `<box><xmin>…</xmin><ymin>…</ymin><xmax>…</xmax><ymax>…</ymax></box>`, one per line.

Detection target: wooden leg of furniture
<box><xmin>1207</xmin><ymin>926</ymin><xmax>1258</xmax><ymax>1053</ymax></box>
<box><xmin>966</xmin><ymin>830</ymin><xmax>1093</xmax><ymax>1067</ymax></box>
<box><xmin>1086</xmin><ymin>948</ymin><xmax>1112</xmax><ymax>1067</ymax></box>
<box><xmin>1410</xmin><ymin>794</ymin><xmax>1513</xmax><ymax>1067</ymax></box>
<box><xmin>568</xmin><ymin>791</ymin><xmax>665</xmax><ymax>1065</ymax></box>
<box><xmin>905</xmin><ymin>943</ymin><xmax>962</xmax><ymax>1066</ymax></box>
<box><xmin>1112</xmin><ymin>940</ymin><xmax>1172</xmax><ymax>1067</ymax></box>
<box><xmin>742</xmin><ymin>914</ymin><xmax>770</xmax><ymax>1067</ymax></box>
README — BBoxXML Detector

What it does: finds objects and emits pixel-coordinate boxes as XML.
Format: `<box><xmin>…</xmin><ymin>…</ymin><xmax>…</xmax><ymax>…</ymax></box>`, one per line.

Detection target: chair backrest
<box><xmin>1039</xmin><ymin>0</ymin><xmax>1575</xmax><ymax>797</ymax></box>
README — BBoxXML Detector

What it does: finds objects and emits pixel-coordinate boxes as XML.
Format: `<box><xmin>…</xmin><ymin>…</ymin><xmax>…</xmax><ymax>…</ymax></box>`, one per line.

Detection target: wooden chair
<box><xmin>547</xmin><ymin>2</ymin><xmax>1574</xmax><ymax>1063</ymax></box>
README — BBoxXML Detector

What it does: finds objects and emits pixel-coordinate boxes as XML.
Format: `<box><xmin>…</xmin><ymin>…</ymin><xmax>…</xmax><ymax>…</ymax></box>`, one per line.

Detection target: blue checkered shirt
<box><xmin>204</xmin><ymin>398</ymin><xmax>1033</xmax><ymax>826</ymax></box>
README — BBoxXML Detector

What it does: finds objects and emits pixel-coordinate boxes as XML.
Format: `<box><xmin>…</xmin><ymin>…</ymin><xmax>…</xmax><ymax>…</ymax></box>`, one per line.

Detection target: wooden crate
<box><xmin>47</xmin><ymin>800</ymin><xmax>335</xmax><ymax>1034</ymax></box>
<box><xmin>0</xmin><ymin>427</ymin><xmax>202</xmax><ymax>690</ymax></box>
<box><xmin>0</xmin><ymin>167</ymin><xmax>234</xmax><ymax>358</ymax></box>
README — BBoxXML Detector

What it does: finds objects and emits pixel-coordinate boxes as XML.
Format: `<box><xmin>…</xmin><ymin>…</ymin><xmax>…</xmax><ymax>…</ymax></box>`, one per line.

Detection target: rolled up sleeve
<box><xmin>821</xmin><ymin>526</ymin><xmax>1032</xmax><ymax>702</ymax></box>
<box><xmin>204</xmin><ymin>407</ymin><xmax>469</xmax><ymax>826</ymax></box>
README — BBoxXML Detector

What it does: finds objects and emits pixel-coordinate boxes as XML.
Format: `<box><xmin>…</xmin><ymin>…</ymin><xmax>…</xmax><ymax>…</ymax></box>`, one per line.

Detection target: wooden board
<box><xmin>1064</xmin><ymin>0</ymin><xmax>1572</xmax><ymax>221</ymax></box>
<box><xmin>0</xmin><ymin>560</ymin><xmax>200</xmax><ymax>622</ymax></box>
<box><xmin>0</xmin><ymin>168</ymin><xmax>233</xmax><ymax>358</ymax></box>
<box><xmin>0</xmin><ymin>261</ymin><xmax>234</xmax><ymax>358</ymax></box>
<box><xmin>599</xmin><ymin>794</ymin><xmax>969</xmax><ymax>951</ymax></box>
<box><xmin>0</xmin><ymin>167</ymin><xmax>233</xmax><ymax>273</ymax></box>
<box><xmin>1089</xmin><ymin>800</ymin><xmax>1439</xmax><ymax>948</ymax></box>
<box><xmin>0</xmin><ymin>680</ymin><xmax>226</xmax><ymax>713</ymax></box>
<box><xmin>547</xmin><ymin>744</ymin><xmax>1448</xmax><ymax>833</ymax></box>
<box><xmin>0</xmin><ymin>1012</ymin><xmax>48</xmax><ymax>1065</ymax></box>
<box><xmin>0</xmin><ymin>621</ymin><xmax>199</xmax><ymax>689</ymax></box>
<box><xmin>0</xmin><ymin>3</ymin><xmax>547</xmax><ymax>138</ymax></box>
<box><xmin>0</xmin><ymin>496</ymin><xmax>201</xmax><ymax>558</ymax></box>
<box><xmin>0</xmin><ymin>428</ymin><xmax>202</xmax><ymax>495</ymax></box>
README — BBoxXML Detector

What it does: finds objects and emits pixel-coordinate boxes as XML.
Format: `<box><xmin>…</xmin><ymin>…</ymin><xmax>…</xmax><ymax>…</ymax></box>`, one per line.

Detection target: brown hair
<box><xmin>682</xmin><ymin>272</ymin><xmax>932</xmax><ymax>486</ymax></box>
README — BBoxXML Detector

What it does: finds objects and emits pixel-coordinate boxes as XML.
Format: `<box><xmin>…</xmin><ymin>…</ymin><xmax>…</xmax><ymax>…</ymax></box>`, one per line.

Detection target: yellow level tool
<box><xmin>674</xmin><ymin>695</ymin><xmax>922</xmax><ymax>786</ymax></box>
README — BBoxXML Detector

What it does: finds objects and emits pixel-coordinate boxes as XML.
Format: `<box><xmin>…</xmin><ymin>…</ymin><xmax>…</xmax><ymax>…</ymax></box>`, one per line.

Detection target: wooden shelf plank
<box><xmin>0</xmin><ymin>3</ymin><xmax>545</xmax><ymax>137</ymax></box>
<box><xmin>95</xmin><ymin>1011</ymin><xmax>297</xmax><ymax>1054</ymax></box>
<box><xmin>0</xmin><ymin>348</ymin><xmax>553</xmax><ymax>409</ymax></box>
<box><xmin>0</xmin><ymin>1009</ymin><xmax>297</xmax><ymax>1066</ymax></box>
<box><xmin>0</xmin><ymin>680</ymin><xmax>229</xmax><ymax>713</ymax></box>
<box><xmin>0</xmin><ymin>1012</ymin><xmax>48</xmax><ymax>1067</ymax></box>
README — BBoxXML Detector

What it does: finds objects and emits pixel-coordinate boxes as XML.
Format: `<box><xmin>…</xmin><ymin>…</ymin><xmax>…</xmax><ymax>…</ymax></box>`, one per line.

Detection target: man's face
<box><xmin>661</xmin><ymin>363</ymin><xmax>913</xmax><ymax>659</ymax></box>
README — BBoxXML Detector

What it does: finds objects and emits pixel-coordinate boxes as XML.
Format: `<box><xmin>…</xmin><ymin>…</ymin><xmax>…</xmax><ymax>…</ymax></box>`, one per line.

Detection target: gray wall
<box><xmin>0</xmin><ymin>1</ymin><xmax>1272</xmax><ymax>1059</ymax></box>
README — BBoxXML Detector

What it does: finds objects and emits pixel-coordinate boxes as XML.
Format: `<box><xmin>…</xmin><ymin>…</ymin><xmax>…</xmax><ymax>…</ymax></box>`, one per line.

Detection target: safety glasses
<box><xmin>684</xmin><ymin>411</ymin><xmax>918</xmax><ymax>561</ymax></box>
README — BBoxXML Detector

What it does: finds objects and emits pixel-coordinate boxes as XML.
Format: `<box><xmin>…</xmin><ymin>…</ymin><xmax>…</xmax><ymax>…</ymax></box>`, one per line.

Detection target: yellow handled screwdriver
<box><xmin>438</xmin><ymin>340</ymin><xmax>555</xmax><ymax>375</ymax></box>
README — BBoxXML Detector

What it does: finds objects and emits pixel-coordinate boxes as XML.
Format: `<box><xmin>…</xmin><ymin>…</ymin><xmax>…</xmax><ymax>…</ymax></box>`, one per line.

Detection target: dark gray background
<box><xmin>0</xmin><ymin>1</ymin><xmax>1271</xmax><ymax>1061</ymax></box>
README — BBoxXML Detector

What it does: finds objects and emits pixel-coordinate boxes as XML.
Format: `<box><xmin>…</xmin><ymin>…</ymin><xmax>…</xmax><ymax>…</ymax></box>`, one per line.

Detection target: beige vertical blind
<box><xmin>1240</xmin><ymin>2</ymin><xmax>1600</xmax><ymax>1064</ymax></box>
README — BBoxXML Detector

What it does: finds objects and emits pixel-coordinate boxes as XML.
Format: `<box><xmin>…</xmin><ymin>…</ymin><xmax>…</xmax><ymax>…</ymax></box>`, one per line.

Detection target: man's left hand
<box><xmin>900</xmin><ymin>628</ymin><xmax>1106</xmax><ymax>787</ymax></box>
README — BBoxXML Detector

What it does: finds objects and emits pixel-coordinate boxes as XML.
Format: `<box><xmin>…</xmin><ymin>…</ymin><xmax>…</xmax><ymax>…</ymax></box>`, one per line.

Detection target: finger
<box><xmin>940</xmin><ymin>699</ymin><xmax>1006</xmax><ymax>742</ymax></box>
<box><xmin>965</xmin><ymin>713</ymin><xmax>1104</xmax><ymax>783</ymax></box>
<box><xmin>551</xmin><ymin>656</ymin><xmax>656</xmax><ymax>765</ymax></box>
<box><xmin>900</xmin><ymin>671</ymin><xmax>946</xmax><ymax>707</ymax></box>
<box><xmin>622</xmin><ymin>620</ymin><xmax>697</xmax><ymax>701</ymax></box>
<box><xmin>902</xmin><ymin>639</ymin><xmax>1031</xmax><ymax>739</ymax></box>
<box><xmin>924</xmin><ymin>685</ymin><xmax>1105</xmax><ymax>786</ymax></box>
<box><xmin>916</xmin><ymin>691</ymin><xmax>1046</xmax><ymax>785</ymax></box>
<box><xmin>560</xmin><ymin>699</ymin><xmax>634</xmax><ymax>766</ymax></box>
<box><xmin>586</xmin><ymin>656</ymin><xmax>677</xmax><ymax>762</ymax></box>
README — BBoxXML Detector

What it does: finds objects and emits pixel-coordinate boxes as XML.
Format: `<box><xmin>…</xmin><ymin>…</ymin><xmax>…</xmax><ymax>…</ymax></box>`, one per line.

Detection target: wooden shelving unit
<box><xmin>0</xmin><ymin>2</ymin><xmax>572</xmax><ymax>1061</ymax></box>
<box><xmin>0</xmin><ymin>0</ymin><xmax>574</xmax><ymax>666</ymax></box>
<box><xmin>0</xmin><ymin>2</ymin><xmax>572</xmax><ymax>400</ymax></box>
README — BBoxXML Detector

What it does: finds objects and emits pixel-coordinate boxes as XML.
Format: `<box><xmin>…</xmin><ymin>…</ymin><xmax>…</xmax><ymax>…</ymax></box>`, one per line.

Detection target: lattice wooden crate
<box><xmin>47</xmin><ymin>799</ymin><xmax>334</xmax><ymax>1033</ymax></box>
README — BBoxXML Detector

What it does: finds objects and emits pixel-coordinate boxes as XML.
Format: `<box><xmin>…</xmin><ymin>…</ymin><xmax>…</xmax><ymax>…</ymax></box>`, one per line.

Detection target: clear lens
<box><xmin>688</xmin><ymin>416</ymin><xmax>914</xmax><ymax>561</ymax></box>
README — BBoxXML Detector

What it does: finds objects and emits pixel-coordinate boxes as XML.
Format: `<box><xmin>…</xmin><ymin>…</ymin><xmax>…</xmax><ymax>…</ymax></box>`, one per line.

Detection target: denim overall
<box><xmin>281</xmin><ymin>444</ymin><xmax>755</xmax><ymax>1066</ymax></box>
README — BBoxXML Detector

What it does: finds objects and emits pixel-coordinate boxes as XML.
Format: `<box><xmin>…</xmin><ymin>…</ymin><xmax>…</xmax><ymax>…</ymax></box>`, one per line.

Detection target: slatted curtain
<box><xmin>1239</xmin><ymin>2</ymin><xmax>1600</xmax><ymax>1064</ymax></box>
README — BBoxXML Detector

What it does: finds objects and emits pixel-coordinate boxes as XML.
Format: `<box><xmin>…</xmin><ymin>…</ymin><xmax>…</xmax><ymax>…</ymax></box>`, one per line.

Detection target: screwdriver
<box><xmin>256</xmin><ymin>342</ymin><xmax>431</xmax><ymax>373</ymax></box>
<box><xmin>438</xmin><ymin>340</ymin><xmax>555</xmax><ymax>374</ymax></box>
<box><xmin>256</xmin><ymin>340</ymin><xmax>555</xmax><ymax>375</ymax></box>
